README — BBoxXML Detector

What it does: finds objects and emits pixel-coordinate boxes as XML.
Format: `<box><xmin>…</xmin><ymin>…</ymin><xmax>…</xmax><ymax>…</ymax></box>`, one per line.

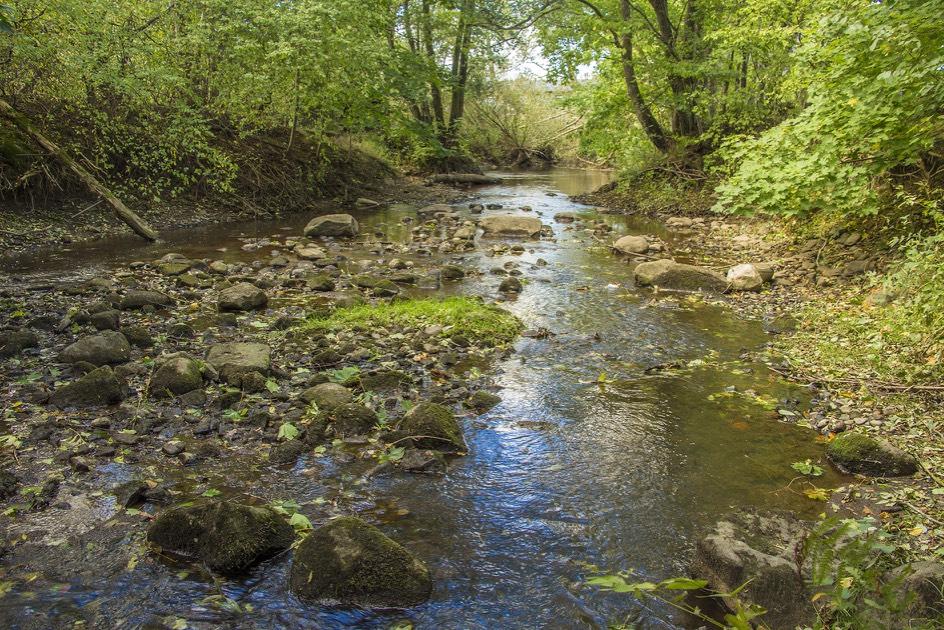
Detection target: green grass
<box><xmin>304</xmin><ymin>297</ymin><xmax>522</xmax><ymax>347</ymax></box>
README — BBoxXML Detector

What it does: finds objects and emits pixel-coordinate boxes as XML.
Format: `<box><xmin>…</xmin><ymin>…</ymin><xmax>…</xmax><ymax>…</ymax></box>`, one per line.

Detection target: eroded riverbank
<box><xmin>0</xmin><ymin>169</ymin><xmax>846</xmax><ymax>629</ymax></box>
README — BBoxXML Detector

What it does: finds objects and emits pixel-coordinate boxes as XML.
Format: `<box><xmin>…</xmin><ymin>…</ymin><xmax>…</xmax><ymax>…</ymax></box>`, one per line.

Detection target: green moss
<box><xmin>147</xmin><ymin>501</ymin><xmax>295</xmax><ymax>575</ymax></box>
<box><xmin>399</xmin><ymin>402</ymin><xmax>464</xmax><ymax>451</ymax></box>
<box><xmin>304</xmin><ymin>297</ymin><xmax>522</xmax><ymax>347</ymax></box>
<box><xmin>288</xmin><ymin>516</ymin><xmax>431</xmax><ymax>606</ymax></box>
<box><xmin>826</xmin><ymin>432</ymin><xmax>917</xmax><ymax>477</ymax></box>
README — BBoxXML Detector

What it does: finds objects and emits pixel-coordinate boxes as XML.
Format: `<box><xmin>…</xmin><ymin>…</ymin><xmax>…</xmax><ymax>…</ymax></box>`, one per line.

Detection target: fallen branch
<box><xmin>0</xmin><ymin>99</ymin><xmax>158</xmax><ymax>241</ymax></box>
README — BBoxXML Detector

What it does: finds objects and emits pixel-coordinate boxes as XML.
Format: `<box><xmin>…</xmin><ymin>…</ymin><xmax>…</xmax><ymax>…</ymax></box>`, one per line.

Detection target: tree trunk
<box><xmin>0</xmin><ymin>99</ymin><xmax>159</xmax><ymax>241</ymax></box>
<box><xmin>617</xmin><ymin>2</ymin><xmax>673</xmax><ymax>153</ymax></box>
<box><xmin>421</xmin><ymin>0</ymin><xmax>446</xmax><ymax>131</ymax></box>
<box><xmin>444</xmin><ymin>0</ymin><xmax>474</xmax><ymax>147</ymax></box>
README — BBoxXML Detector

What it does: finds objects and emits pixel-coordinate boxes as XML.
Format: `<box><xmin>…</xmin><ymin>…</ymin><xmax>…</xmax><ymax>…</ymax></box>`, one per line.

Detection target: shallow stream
<box><xmin>0</xmin><ymin>168</ymin><xmax>842</xmax><ymax>629</ymax></box>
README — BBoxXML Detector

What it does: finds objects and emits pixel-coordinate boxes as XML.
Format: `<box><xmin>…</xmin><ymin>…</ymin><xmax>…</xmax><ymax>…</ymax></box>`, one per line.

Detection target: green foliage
<box><xmin>305</xmin><ymin>297</ymin><xmax>522</xmax><ymax>347</ymax></box>
<box><xmin>803</xmin><ymin>516</ymin><xmax>912</xmax><ymax>628</ymax></box>
<box><xmin>791</xmin><ymin>459</ymin><xmax>824</xmax><ymax>477</ymax></box>
<box><xmin>585</xmin><ymin>570</ymin><xmax>765</xmax><ymax>629</ymax></box>
<box><xmin>277</xmin><ymin>422</ymin><xmax>300</xmax><ymax>441</ymax></box>
<box><xmin>715</xmin><ymin>0</ymin><xmax>944</xmax><ymax>218</ymax></box>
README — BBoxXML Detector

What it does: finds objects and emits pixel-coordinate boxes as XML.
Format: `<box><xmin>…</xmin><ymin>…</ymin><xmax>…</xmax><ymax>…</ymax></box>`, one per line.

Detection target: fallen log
<box><xmin>0</xmin><ymin>99</ymin><xmax>158</xmax><ymax>241</ymax></box>
<box><xmin>429</xmin><ymin>173</ymin><xmax>501</xmax><ymax>185</ymax></box>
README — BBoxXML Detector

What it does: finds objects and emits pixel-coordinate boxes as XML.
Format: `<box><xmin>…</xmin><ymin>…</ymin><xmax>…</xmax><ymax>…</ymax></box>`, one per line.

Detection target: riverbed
<box><xmin>0</xmin><ymin>168</ymin><xmax>842</xmax><ymax>629</ymax></box>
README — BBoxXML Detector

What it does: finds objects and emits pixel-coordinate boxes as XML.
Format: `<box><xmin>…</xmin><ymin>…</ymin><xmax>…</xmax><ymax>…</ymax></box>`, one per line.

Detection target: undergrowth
<box><xmin>304</xmin><ymin>297</ymin><xmax>522</xmax><ymax>347</ymax></box>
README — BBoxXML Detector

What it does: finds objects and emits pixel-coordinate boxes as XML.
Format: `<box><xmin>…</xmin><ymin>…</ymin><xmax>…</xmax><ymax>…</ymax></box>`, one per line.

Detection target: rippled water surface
<box><xmin>1</xmin><ymin>168</ymin><xmax>842</xmax><ymax>629</ymax></box>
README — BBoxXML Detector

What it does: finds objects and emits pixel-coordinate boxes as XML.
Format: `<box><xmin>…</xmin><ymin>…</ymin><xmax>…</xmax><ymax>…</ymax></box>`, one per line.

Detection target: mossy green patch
<box><xmin>304</xmin><ymin>297</ymin><xmax>522</xmax><ymax>347</ymax></box>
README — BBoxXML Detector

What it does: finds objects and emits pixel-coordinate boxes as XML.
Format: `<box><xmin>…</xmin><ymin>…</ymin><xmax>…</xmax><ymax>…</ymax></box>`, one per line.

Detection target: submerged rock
<box><xmin>49</xmin><ymin>366</ymin><xmax>126</xmax><ymax>407</ymax></box>
<box><xmin>826</xmin><ymin>432</ymin><xmax>917</xmax><ymax>477</ymax></box>
<box><xmin>466</xmin><ymin>390</ymin><xmax>501</xmax><ymax>412</ymax></box>
<box><xmin>498</xmin><ymin>277</ymin><xmax>523</xmax><ymax>294</ymax></box>
<box><xmin>304</xmin><ymin>214</ymin><xmax>359</xmax><ymax>238</ymax></box>
<box><xmin>726</xmin><ymin>263</ymin><xmax>764</xmax><ymax>292</ymax></box>
<box><xmin>206</xmin><ymin>342</ymin><xmax>271</xmax><ymax>385</ymax></box>
<box><xmin>218</xmin><ymin>282</ymin><xmax>268</xmax><ymax>312</ymax></box>
<box><xmin>692</xmin><ymin>510</ymin><xmax>813</xmax><ymax>630</ymax></box>
<box><xmin>613</xmin><ymin>235</ymin><xmax>649</xmax><ymax>255</ymax></box>
<box><xmin>633</xmin><ymin>259</ymin><xmax>727</xmax><ymax>293</ymax></box>
<box><xmin>353</xmin><ymin>275</ymin><xmax>399</xmax><ymax>297</ymax></box>
<box><xmin>479</xmin><ymin>215</ymin><xmax>543</xmax><ymax>238</ymax></box>
<box><xmin>147</xmin><ymin>501</ymin><xmax>294</xmax><ymax>575</ymax></box>
<box><xmin>288</xmin><ymin>516</ymin><xmax>432</xmax><ymax>606</ymax></box>
<box><xmin>59</xmin><ymin>331</ymin><xmax>131</xmax><ymax>366</ymax></box>
<box><xmin>399</xmin><ymin>402</ymin><xmax>464</xmax><ymax>451</ymax></box>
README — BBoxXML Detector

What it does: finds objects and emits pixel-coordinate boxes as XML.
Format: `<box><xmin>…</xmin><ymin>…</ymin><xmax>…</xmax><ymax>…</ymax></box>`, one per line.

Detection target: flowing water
<box><xmin>0</xmin><ymin>168</ymin><xmax>843</xmax><ymax>629</ymax></box>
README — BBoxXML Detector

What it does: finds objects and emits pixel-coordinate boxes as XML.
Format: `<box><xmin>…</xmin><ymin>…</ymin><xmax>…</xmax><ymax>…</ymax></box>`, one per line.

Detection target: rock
<box><xmin>120</xmin><ymin>290</ymin><xmax>174</xmax><ymax>310</ymax></box>
<box><xmin>399</xmin><ymin>448</ymin><xmax>446</xmax><ymax>474</ymax></box>
<box><xmin>633</xmin><ymin>259</ymin><xmax>727</xmax><ymax>293</ymax></box>
<box><xmin>270</xmin><ymin>440</ymin><xmax>307</xmax><ymax>464</ymax></box>
<box><xmin>304</xmin><ymin>214</ymin><xmax>359</xmax><ymax>238</ymax></box>
<box><xmin>692</xmin><ymin>511</ymin><xmax>814</xmax><ymax>630</ymax></box>
<box><xmin>59</xmin><ymin>331</ymin><xmax>131</xmax><ymax>366</ymax></box>
<box><xmin>399</xmin><ymin>402</ymin><xmax>464</xmax><ymax>451</ymax></box>
<box><xmin>826</xmin><ymin>432</ymin><xmax>918</xmax><ymax>477</ymax></box>
<box><xmin>864</xmin><ymin>287</ymin><xmax>899</xmax><ymax>307</ymax></box>
<box><xmin>122</xmin><ymin>325</ymin><xmax>154</xmax><ymax>348</ymax></box>
<box><xmin>498</xmin><ymin>277</ymin><xmax>523</xmax><ymax>293</ymax></box>
<box><xmin>891</xmin><ymin>561</ymin><xmax>944</xmax><ymax>619</ymax></box>
<box><xmin>296</xmin><ymin>246</ymin><xmax>327</xmax><ymax>260</ymax></box>
<box><xmin>90</xmin><ymin>309</ymin><xmax>120</xmax><ymax>331</ymax></box>
<box><xmin>479</xmin><ymin>215</ymin><xmax>543</xmax><ymax>238</ymax></box>
<box><xmin>209</xmin><ymin>260</ymin><xmax>229</xmax><ymax>274</ymax></box>
<box><xmin>305</xmin><ymin>273</ymin><xmax>337</xmax><ymax>292</ymax></box>
<box><xmin>355</xmin><ymin>197</ymin><xmax>380</xmax><ymax>207</ymax></box>
<box><xmin>112</xmin><ymin>480</ymin><xmax>148</xmax><ymax>508</ymax></box>
<box><xmin>330</xmin><ymin>403</ymin><xmax>378</xmax><ymax>437</ymax></box>
<box><xmin>440</xmin><ymin>265</ymin><xmax>465</xmax><ymax>280</ymax></box>
<box><xmin>466</xmin><ymin>390</ymin><xmax>501</xmax><ymax>412</ymax></box>
<box><xmin>0</xmin><ymin>469</ymin><xmax>19</xmax><ymax>499</ymax></box>
<box><xmin>726</xmin><ymin>263</ymin><xmax>764</xmax><ymax>292</ymax></box>
<box><xmin>754</xmin><ymin>262</ymin><xmax>776</xmax><ymax>282</ymax></box>
<box><xmin>206</xmin><ymin>343</ymin><xmax>271</xmax><ymax>385</ymax></box>
<box><xmin>554</xmin><ymin>212</ymin><xmax>578</xmax><ymax>223</ymax></box>
<box><xmin>353</xmin><ymin>275</ymin><xmax>399</xmax><ymax>297</ymax></box>
<box><xmin>417</xmin><ymin>203</ymin><xmax>453</xmax><ymax>216</ymax></box>
<box><xmin>49</xmin><ymin>366</ymin><xmax>126</xmax><ymax>407</ymax></box>
<box><xmin>151</xmin><ymin>356</ymin><xmax>204</xmax><ymax>397</ymax></box>
<box><xmin>300</xmin><ymin>382</ymin><xmax>353</xmax><ymax>410</ymax></box>
<box><xmin>613</xmin><ymin>235</ymin><xmax>649</xmax><ymax>255</ymax></box>
<box><xmin>147</xmin><ymin>501</ymin><xmax>294</xmax><ymax>575</ymax></box>
<box><xmin>666</xmin><ymin>217</ymin><xmax>694</xmax><ymax>228</ymax></box>
<box><xmin>218</xmin><ymin>282</ymin><xmax>268</xmax><ymax>312</ymax></box>
<box><xmin>288</xmin><ymin>516</ymin><xmax>431</xmax><ymax>606</ymax></box>
<box><xmin>162</xmin><ymin>441</ymin><xmax>185</xmax><ymax>456</ymax></box>
<box><xmin>429</xmin><ymin>173</ymin><xmax>500</xmax><ymax>185</ymax></box>
<box><xmin>0</xmin><ymin>329</ymin><xmax>39</xmax><ymax>358</ymax></box>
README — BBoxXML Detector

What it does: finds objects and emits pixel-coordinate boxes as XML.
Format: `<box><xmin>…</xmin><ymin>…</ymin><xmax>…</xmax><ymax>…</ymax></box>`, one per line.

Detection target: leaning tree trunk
<box><xmin>0</xmin><ymin>99</ymin><xmax>158</xmax><ymax>241</ymax></box>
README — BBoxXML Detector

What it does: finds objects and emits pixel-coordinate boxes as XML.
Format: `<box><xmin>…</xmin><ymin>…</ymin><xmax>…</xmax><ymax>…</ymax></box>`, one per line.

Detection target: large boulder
<box><xmin>826</xmin><ymin>432</ymin><xmax>918</xmax><ymax>477</ymax></box>
<box><xmin>218</xmin><ymin>282</ymin><xmax>268</xmax><ymax>312</ymax></box>
<box><xmin>726</xmin><ymin>263</ymin><xmax>764</xmax><ymax>292</ymax></box>
<box><xmin>147</xmin><ymin>501</ymin><xmax>294</xmax><ymax>575</ymax></box>
<box><xmin>151</xmin><ymin>355</ymin><xmax>204</xmax><ymax>398</ymax></box>
<box><xmin>633</xmin><ymin>259</ymin><xmax>727</xmax><ymax>293</ymax></box>
<box><xmin>692</xmin><ymin>511</ymin><xmax>814</xmax><ymax>630</ymax></box>
<box><xmin>120</xmin><ymin>290</ymin><xmax>174</xmax><ymax>310</ymax></box>
<box><xmin>49</xmin><ymin>366</ymin><xmax>126</xmax><ymax>407</ymax></box>
<box><xmin>613</xmin><ymin>235</ymin><xmax>650</xmax><ymax>255</ymax></box>
<box><xmin>59</xmin><ymin>331</ymin><xmax>131</xmax><ymax>366</ymax></box>
<box><xmin>300</xmin><ymin>382</ymin><xmax>353</xmax><ymax>410</ymax></box>
<box><xmin>288</xmin><ymin>516</ymin><xmax>431</xmax><ymax>606</ymax></box>
<box><xmin>206</xmin><ymin>342</ymin><xmax>271</xmax><ymax>385</ymax></box>
<box><xmin>479</xmin><ymin>215</ymin><xmax>543</xmax><ymax>238</ymax></box>
<box><xmin>398</xmin><ymin>402</ymin><xmax>464</xmax><ymax>451</ymax></box>
<box><xmin>304</xmin><ymin>214</ymin><xmax>359</xmax><ymax>238</ymax></box>
<box><xmin>0</xmin><ymin>329</ymin><xmax>39</xmax><ymax>358</ymax></box>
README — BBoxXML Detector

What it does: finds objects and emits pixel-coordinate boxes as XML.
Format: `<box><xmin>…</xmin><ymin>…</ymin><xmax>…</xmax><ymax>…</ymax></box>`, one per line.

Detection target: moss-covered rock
<box><xmin>150</xmin><ymin>355</ymin><xmax>203</xmax><ymax>397</ymax></box>
<box><xmin>59</xmin><ymin>331</ymin><xmax>131</xmax><ymax>366</ymax></box>
<box><xmin>288</xmin><ymin>516</ymin><xmax>431</xmax><ymax>606</ymax></box>
<box><xmin>147</xmin><ymin>501</ymin><xmax>294</xmax><ymax>575</ymax></box>
<box><xmin>330</xmin><ymin>403</ymin><xmax>378</xmax><ymax>437</ymax></box>
<box><xmin>826</xmin><ymin>432</ymin><xmax>918</xmax><ymax>477</ymax></box>
<box><xmin>399</xmin><ymin>402</ymin><xmax>464</xmax><ymax>451</ymax></box>
<box><xmin>466</xmin><ymin>390</ymin><xmax>501</xmax><ymax>412</ymax></box>
<box><xmin>0</xmin><ymin>329</ymin><xmax>39</xmax><ymax>358</ymax></box>
<box><xmin>49</xmin><ymin>366</ymin><xmax>126</xmax><ymax>407</ymax></box>
<box><xmin>300</xmin><ymin>382</ymin><xmax>352</xmax><ymax>410</ymax></box>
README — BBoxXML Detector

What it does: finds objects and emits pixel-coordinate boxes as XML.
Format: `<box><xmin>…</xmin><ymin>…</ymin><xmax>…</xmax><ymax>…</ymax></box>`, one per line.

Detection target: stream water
<box><xmin>0</xmin><ymin>168</ymin><xmax>844</xmax><ymax>629</ymax></box>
